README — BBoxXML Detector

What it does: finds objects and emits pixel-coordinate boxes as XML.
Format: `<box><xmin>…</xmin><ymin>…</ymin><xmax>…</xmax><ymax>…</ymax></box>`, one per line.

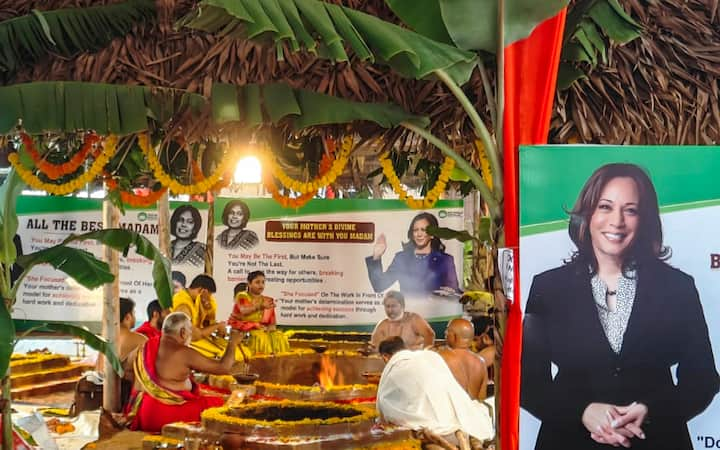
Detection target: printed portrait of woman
<box><xmin>170</xmin><ymin>205</ymin><xmax>207</xmax><ymax>267</ymax></box>
<box><xmin>216</xmin><ymin>200</ymin><xmax>259</xmax><ymax>251</ymax></box>
<box><xmin>521</xmin><ymin>163</ymin><xmax>719</xmax><ymax>450</ymax></box>
<box><xmin>365</xmin><ymin>211</ymin><xmax>459</xmax><ymax>299</ymax></box>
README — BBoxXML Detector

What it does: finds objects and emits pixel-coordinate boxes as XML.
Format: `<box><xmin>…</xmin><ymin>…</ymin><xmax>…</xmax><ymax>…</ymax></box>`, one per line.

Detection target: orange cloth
<box><xmin>127</xmin><ymin>336</ymin><xmax>224</xmax><ymax>432</ymax></box>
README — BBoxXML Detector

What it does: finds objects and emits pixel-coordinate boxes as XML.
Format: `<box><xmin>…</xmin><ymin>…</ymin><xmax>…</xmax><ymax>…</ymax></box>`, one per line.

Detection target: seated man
<box><xmin>97</xmin><ymin>298</ymin><xmax>147</xmax><ymax>410</ymax></box>
<box><xmin>172</xmin><ymin>274</ymin><xmax>246</xmax><ymax>359</ymax></box>
<box><xmin>128</xmin><ymin>312</ymin><xmax>244</xmax><ymax>432</ymax></box>
<box><xmin>135</xmin><ymin>299</ymin><xmax>168</xmax><ymax>340</ymax></box>
<box><xmin>438</xmin><ymin>319</ymin><xmax>488</xmax><ymax>400</ymax></box>
<box><xmin>370</xmin><ymin>291</ymin><xmax>435</xmax><ymax>350</ymax></box>
<box><xmin>227</xmin><ymin>271</ymin><xmax>289</xmax><ymax>354</ymax></box>
<box><xmin>376</xmin><ymin>336</ymin><xmax>493</xmax><ymax>445</ymax></box>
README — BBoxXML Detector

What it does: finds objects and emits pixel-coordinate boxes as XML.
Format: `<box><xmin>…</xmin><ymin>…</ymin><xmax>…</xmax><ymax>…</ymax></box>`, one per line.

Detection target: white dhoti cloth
<box><xmin>377</xmin><ymin>349</ymin><xmax>494</xmax><ymax>441</ymax></box>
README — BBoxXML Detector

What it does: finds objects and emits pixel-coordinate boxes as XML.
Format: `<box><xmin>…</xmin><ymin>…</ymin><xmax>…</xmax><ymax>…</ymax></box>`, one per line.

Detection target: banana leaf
<box><xmin>386</xmin><ymin>0</ymin><xmax>569</xmax><ymax>52</ymax></box>
<box><xmin>0</xmin><ymin>0</ymin><xmax>155</xmax><ymax>76</ymax></box>
<box><xmin>180</xmin><ymin>0</ymin><xmax>479</xmax><ymax>86</ymax></box>
<box><xmin>42</xmin><ymin>323</ymin><xmax>123</xmax><ymax>376</ymax></box>
<box><xmin>0</xmin><ymin>305</ymin><xmax>14</xmax><ymax>377</ymax></box>
<box><xmin>0</xmin><ymin>82</ymin><xmax>205</xmax><ymax>135</ymax></box>
<box><xmin>65</xmin><ymin>229</ymin><xmax>172</xmax><ymax>309</ymax></box>
<box><xmin>15</xmin><ymin>229</ymin><xmax>172</xmax><ymax>308</ymax></box>
<box><xmin>212</xmin><ymin>82</ymin><xmax>430</xmax><ymax>129</ymax></box>
<box><xmin>0</xmin><ymin>171</ymin><xmax>23</xmax><ymax>266</ymax></box>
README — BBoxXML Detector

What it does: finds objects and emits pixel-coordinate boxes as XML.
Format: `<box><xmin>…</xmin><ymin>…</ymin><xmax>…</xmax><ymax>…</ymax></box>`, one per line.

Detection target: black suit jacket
<box><xmin>521</xmin><ymin>260</ymin><xmax>719</xmax><ymax>450</ymax></box>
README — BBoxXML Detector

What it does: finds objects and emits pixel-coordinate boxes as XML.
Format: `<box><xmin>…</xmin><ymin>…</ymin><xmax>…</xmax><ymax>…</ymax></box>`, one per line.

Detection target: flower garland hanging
<box><xmin>20</xmin><ymin>132</ymin><xmax>101</xmax><ymax>180</ymax></box>
<box><xmin>140</xmin><ymin>135</ymin><xmax>234</xmax><ymax>195</ymax></box>
<box><xmin>9</xmin><ymin>135</ymin><xmax>117</xmax><ymax>195</ymax></box>
<box><xmin>266</xmin><ymin>135</ymin><xmax>353</xmax><ymax>194</ymax></box>
<box><xmin>104</xmin><ymin>175</ymin><xmax>168</xmax><ymax>208</ymax></box>
<box><xmin>379</xmin><ymin>153</ymin><xmax>455</xmax><ymax>209</ymax></box>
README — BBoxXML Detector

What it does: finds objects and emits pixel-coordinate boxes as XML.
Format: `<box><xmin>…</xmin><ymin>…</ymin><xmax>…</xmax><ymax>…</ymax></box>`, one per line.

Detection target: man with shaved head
<box><xmin>439</xmin><ymin>318</ymin><xmax>488</xmax><ymax>400</ymax></box>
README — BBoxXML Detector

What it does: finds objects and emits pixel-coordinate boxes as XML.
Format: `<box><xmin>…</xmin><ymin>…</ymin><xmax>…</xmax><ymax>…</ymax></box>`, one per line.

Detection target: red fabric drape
<box><xmin>501</xmin><ymin>9</ymin><xmax>567</xmax><ymax>450</ymax></box>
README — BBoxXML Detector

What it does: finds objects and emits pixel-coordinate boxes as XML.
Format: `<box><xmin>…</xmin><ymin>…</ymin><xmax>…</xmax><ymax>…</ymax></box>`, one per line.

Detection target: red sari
<box><xmin>127</xmin><ymin>336</ymin><xmax>224</xmax><ymax>432</ymax></box>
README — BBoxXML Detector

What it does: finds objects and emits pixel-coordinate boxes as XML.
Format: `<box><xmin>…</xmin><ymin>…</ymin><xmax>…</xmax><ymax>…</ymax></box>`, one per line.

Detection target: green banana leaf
<box><xmin>386</xmin><ymin>0</ymin><xmax>569</xmax><ymax>52</ymax></box>
<box><xmin>0</xmin><ymin>82</ymin><xmax>205</xmax><ymax>135</ymax></box>
<box><xmin>558</xmin><ymin>0</ymin><xmax>641</xmax><ymax>89</ymax></box>
<box><xmin>42</xmin><ymin>323</ymin><xmax>123</xmax><ymax>376</ymax></box>
<box><xmin>212</xmin><ymin>83</ymin><xmax>430</xmax><ymax>129</ymax></box>
<box><xmin>0</xmin><ymin>171</ymin><xmax>23</xmax><ymax>266</ymax></box>
<box><xmin>65</xmin><ymin>229</ymin><xmax>172</xmax><ymax>309</ymax></box>
<box><xmin>0</xmin><ymin>0</ymin><xmax>155</xmax><ymax>76</ymax></box>
<box><xmin>15</xmin><ymin>229</ymin><xmax>172</xmax><ymax>308</ymax></box>
<box><xmin>180</xmin><ymin>0</ymin><xmax>478</xmax><ymax>86</ymax></box>
<box><xmin>0</xmin><ymin>305</ymin><xmax>14</xmax><ymax>377</ymax></box>
<box><xmin>0</xmin><ymin>81</ymin><xmax>426</xmax><ymax>136</ymax></box>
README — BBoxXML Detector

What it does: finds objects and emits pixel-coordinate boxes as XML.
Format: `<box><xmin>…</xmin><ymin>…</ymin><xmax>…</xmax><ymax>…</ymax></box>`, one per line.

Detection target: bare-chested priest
<box><xmin>438</xmin><ymin>318</ymin><xmax>488</xmax><ymax>400</ymax></box>
<box><xmin>128</xmin><ymin>312</ymin><xmax>243</xmax><ymax>432</ymax></box>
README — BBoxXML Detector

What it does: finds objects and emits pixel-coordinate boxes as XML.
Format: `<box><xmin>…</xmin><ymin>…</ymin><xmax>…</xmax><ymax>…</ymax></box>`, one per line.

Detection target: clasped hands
<box><xmin>582</xmin><ymin>402</ymin><xmax>648</xmax><ymax>447</ymax></box>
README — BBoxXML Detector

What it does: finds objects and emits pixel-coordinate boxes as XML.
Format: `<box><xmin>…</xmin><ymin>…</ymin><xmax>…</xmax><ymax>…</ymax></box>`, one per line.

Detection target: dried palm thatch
<box><xmin>553</xmin><ymin>0</ymin><xmax>720</xmax><ymax>145</ymax></box>
<box><xmin>1</xmin><ymin>0</ymin><xmax>717</xmax><ymax>155</ymax></box>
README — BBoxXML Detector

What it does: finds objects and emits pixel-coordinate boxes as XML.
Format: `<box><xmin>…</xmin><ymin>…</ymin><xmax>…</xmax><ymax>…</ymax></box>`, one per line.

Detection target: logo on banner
<box><xmin>137</xmin><ymin>212</ymin><xmax>158</xmax><ymax>222</ymax></box>
<box><xmin>438</xmin><ymin>210</ymin><xmax>463</xmax><ymax>219</ymax></box>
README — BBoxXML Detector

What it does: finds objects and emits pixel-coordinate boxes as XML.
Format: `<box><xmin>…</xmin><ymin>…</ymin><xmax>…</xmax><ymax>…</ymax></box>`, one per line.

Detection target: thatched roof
<box><xmin>1</xmin><ymin>0</ymin><xmax>717</xmax><ymax>164</ymax></box>
<box><xmin>552</xmin><ymin>0</ymin><xmax>720</xmax><ymax>145</ymax></box>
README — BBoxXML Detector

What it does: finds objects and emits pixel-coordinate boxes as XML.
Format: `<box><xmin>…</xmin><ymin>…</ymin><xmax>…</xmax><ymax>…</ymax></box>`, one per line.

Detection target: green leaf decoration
<box><xmin>42</xmin><ymin>323</ymin><xmax>123</xmax><ymax>376</ymax></box>
<box><xmin>16</xmin><ymin>246</ymin><xmax>115</xmax><ymax>289</ymax></box>
<box><xmin>559</xmin><ymin>0</ymin><xmax>641</xmax><ymax>90</ymax></box>
<box><xmin>0</xmin><ymin>82</ymin><xmax>205</xmax><ymax>135</ymax></box>
<box><xmin>391</xmin><ymin>0</ymin><xmax>569</xmax><ymax>52</ymax></box>
<box><xmin>426</xmin><ymin>225</ymin><xmax>476</xmax><ymax>243</ymax></box>
<box><xmin>180</xmin><ymin>0</ymin><xmax>479</xmax><ymax>85</ymax></box>
<box><xmin>0</xmin><ymin>171</ymin><xmax>24</xmax><ymax>266</ymax></box>
<box><xmin>384</xmin><ymin>0</ymin><xmax>454</xmax><ymax>44</ymax></box>
<box><xmin>476</xmin><ymin>216</ymin><xmax>492</xmax><ymax>243</ymax></box>
<box><xmin>0</xmin><ymin>0</ymin><xmax>156</xmax><ymax>76</ymax></box>
<box><xmin>65</xmin><ymin>229</ymin><xmax>173</xmax><ymax>309</ymax></box>
<box><xmin>0</xmin><ymin>305</ymin><xmax>15</xmax><ymax>377</ymax></box>
<box><xmin>212</xmin><ymin>82</ymin><xmax>430</xmax><ymax>129</ymax></box>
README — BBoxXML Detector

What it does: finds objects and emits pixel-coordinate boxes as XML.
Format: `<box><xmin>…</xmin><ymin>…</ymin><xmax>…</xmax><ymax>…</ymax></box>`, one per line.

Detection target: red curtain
<box><xmin>501</xmin><ymin>9</ymin><xmax>567</xmax><ymax>450</ymax></box>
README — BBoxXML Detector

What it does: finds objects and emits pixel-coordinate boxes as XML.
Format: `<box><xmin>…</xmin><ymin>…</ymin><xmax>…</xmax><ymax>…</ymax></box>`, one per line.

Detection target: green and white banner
<box><xmin>13</xmin><ymin>198</ymin><xmax>208</xmax><ymax>329</ymax></box>
<box><xmin>12</xmin><ymin>197</ymin><xmax>464</xmax><ymax>330</ymax></box>
<box><xmin>212</xmin><ymin>199</ymin><xmax>465</xmax><ymax>328</ymax></box>
<box><xmin>519</xmin><ymin>145</ymin><xmax>720</xmax><ymax>450</ymax></box>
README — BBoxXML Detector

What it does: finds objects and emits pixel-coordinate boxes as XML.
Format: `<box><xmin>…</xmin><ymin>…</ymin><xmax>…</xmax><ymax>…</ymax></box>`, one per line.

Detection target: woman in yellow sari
<box><xmin>227</xmin><ymin>271</ymin><xmax>289</xmax><ymax>354</ymax></box>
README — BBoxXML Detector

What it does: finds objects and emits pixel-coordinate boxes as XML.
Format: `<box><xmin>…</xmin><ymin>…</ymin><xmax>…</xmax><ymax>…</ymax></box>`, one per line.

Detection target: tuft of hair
<box><xmin>162</xmin><ymin>311</ymin><xmax>191</xmax><ymax>335</ymax></box>
<box><xmin>378</xmin><ymin>336</ymin><xmax>406</xmax><ymax>356</ymax></box>
<box><xmin>383</xmin><ymin>290</ymin><xmax>405</xmax><ymax>307</ymax></box>
<box><xmin>189</xmin><ymin>274</ymin><xmax>216</xmax><ymax>293</ymax></box>
<box><xmin>120</xmin><ymin>297</ymin><xmax>135</xmax><ymax>322</ymax></box>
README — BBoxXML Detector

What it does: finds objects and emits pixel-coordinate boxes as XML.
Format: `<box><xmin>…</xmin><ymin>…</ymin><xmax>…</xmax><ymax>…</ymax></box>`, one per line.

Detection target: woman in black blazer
<box><xmin>521</xmin><ymin>163</ymin><xmax>719</xmax><ymax>449</ymax></box>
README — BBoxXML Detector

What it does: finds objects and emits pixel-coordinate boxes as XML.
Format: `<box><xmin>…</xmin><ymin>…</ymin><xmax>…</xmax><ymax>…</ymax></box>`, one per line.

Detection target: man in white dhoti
<box><xmin>376</xmin><ymin>337</ymin><xmax>494</xmax><ymax>444</ymax></box>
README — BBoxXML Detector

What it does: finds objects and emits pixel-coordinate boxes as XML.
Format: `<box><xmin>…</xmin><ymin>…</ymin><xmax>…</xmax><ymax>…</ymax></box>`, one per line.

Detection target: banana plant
<box><xmin>0</xmin><ymin>169</ymin><xmax>173</xmax><ymax>449</ymax></box>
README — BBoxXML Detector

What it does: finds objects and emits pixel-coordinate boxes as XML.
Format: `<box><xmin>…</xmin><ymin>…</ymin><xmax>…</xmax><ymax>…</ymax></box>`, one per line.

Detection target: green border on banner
<box><xmin>520</xmin><ymin>145</ymin><xmax>720</xmax><ymax>235</ymax></box>
<box><xmin>214</xmin><ymin>198</ymin><xmax>464</xmax><ymax>222</ymax></box>
<box><xmin>16</xmin><ymin>196</ymin><xmax>210</xmax><ymax>214</ymax></box>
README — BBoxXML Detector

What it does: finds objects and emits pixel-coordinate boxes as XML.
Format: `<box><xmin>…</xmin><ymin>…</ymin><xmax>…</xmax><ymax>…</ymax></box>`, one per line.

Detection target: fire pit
<box><xmin>246</xmin><ymin>351</ymin><xmax>383</xmax><ymax>401</ymax></box>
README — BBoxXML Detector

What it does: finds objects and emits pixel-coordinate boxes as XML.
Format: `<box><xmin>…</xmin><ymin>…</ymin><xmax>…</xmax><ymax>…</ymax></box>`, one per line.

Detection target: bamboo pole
<box><xmin>496</xmin><ymin>1</ymin><xmax>506</xmax><ymax>447</ymax></box>
<box><xmin>102</xmin><ymin>199</ymin><xmax>121</xmax><ymax>412</ymax></box>
<box><xmin>157</xmin><ymin>191</ymin><xmax>171</xmax><ymax>259</ymax></box>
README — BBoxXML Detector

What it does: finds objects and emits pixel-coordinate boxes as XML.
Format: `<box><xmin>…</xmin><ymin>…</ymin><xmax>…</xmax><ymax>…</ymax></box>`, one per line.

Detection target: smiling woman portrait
<box><xmin>521</xmin><ymin>163</ymin><xmax>719</xmax><ymax>450</ymax></box>
<box><xmin>365</xmin><ymin>212</ymin><xmax>459</xmax><ymax>299</ymax></box>
<box><xmin>170</xmin><ymin>205</ymin><xmax>207</xmax><ymax>267</ymax></box>
<box><xmin>216</xmin><ymin>200</ymin><xmax>258</xmax><ymax>250</ymax></box>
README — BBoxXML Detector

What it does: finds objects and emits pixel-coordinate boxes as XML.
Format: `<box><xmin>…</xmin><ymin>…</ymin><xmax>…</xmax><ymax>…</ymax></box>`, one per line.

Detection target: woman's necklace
<box><xmin>606</xmin><ymin>289</ymin><xmax>617</xmax><ymax>297</ymax></box>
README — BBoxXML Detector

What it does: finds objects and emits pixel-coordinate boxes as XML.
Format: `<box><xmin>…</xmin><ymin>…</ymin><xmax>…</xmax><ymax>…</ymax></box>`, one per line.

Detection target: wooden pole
<box><xmin>157</xmin><ymin>191</ymin><xmax>171</xmax><ymax>259</ymax></box>
<box><xmin>102</xmin><ymin>199</ymin><xmax>121</xmax><ymax>412</ymax></box>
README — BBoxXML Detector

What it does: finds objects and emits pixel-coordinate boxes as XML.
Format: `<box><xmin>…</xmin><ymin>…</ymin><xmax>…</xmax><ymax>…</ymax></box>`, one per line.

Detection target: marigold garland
<box><xmin>266</xmin><ymin>136</ymin><xmax>353</xmax><ymax>194</ymax></box>
<box><xmin>104</xmin><ymin>174</ymin><xmax>168</xmax><ymax>208</ymax></box>
<box><xmin>21</xmin><ymin>132</ymin><xmax>101</xmax><ymax>180</ymax></box>
<box><xmin>141</xmin><ymin>134</ymin><xmax>234</xmax><ymax>195</ymax></box>
<box><xmin>379</xmin><ymin>153</ymin><xmax>455</xmax><ymax>209</ymax></box>
<box><xmin>9</xmin><ymin>135</ymin><xmax>117</xmax><ymax>195</ymax></box>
